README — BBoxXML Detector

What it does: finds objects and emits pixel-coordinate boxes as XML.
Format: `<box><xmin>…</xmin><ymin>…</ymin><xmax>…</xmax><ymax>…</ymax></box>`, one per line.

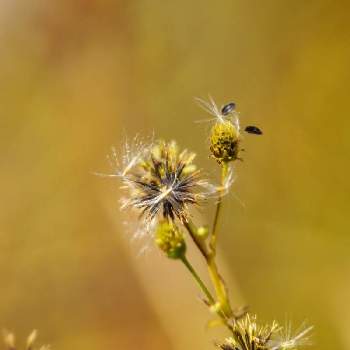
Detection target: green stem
<box><xmin>207</xmin><ymin>256</ymin><xmax>233</xmax><ymax>318</ymax></box>
<box><xmin>210</xmin><ymin>162</ymin><xmax>229</xmax><ymax>256</ymax></box>
<box><xmin>183</xmin><ymin>217</ymin><xmax>233</xmax><ymax>318</ymax></box>
<box><xmin>183</xmin><ymin>219</ymin><xmax>209</xmax><ymax>260</ymax></box>
<box><xmin>180</xmin><ymin>255</ymin><xmax>215</xmax><ymax>305</ymax></box>
<box><xmin>180</xmin><ymin>255</ymin><xmax>233</xmax><ymax>330</ymax></box>
<box><xmin>207</xmin><ymin>162</ymin><xmax>234</xmax><ymax>317</ymax></box>
<box><xmin>182</xmin><ymin>163</ymin><xmax>234</xmax><ymax>320</ymax></box>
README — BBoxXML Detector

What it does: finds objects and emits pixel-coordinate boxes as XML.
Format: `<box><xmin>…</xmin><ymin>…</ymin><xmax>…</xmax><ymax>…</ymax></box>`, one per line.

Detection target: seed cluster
<box><xmin>219</xmin><ymin>315</ymin><xmax>313</xmax><ymax>350</ymax></box>
<box><xmin>120</xmin><ymin>140</ymin><xmax>209</xmax><ymax>226</ymax></box>
<box><xmin>210</xmin><ymin>120</ymin><xmax>240</xmax><ymax>163</ymax></box>
<box><xmin>220</xmin><ymin>315</ymin><xmax>279</xmax><ymax>350</ymax></box>
<box><xmin>155</xmin><ymin>220</ymin><xmax>186</xmax><ymax>259</ymax></box>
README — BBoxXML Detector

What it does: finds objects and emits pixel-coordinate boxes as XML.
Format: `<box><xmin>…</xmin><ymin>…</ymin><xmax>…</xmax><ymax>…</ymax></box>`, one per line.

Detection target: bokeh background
<box><xmin>1</xmin><ymin>0</ymin><xmax>350</xmax><ymax>349</ymax></box>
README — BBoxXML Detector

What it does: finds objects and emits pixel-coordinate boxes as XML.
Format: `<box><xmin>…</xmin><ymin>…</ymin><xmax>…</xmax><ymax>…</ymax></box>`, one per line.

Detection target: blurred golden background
<box><xmin>1</xmin><ymin>0</ymin><xmax>350</xmax><ymax>349</ymax></box>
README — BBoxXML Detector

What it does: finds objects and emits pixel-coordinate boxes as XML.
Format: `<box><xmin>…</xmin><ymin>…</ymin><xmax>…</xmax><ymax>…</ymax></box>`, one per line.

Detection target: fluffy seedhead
<box><xmin>218</xmin><ymin>315</ymin><xmax>312</xmax><ymax>350</ymax></box>
<box><xmin>196</xmin><ymin>96</ymin><xmax>242</xmax><ymax>164</ymax></box>
<box><xmin>119</xmin><ymin>139</ymin><xmax>212</xmax><ymax>230</ymax></box>
<box><xmin>268</xmin><ymin>322</ymin><xmax>314</xmax><ymax>350</ymax></box>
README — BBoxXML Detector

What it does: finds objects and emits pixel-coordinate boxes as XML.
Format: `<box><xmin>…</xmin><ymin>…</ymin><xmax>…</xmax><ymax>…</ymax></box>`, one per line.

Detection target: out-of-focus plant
<box><xmin>2</xmin><ymin>330</ymin><xmax>50</xmax><ymax>350</ymax></box>
<box><xmin>104</xmin><ymin>96</ymin><xmax>313</xmax><ymax>349</ymax></box>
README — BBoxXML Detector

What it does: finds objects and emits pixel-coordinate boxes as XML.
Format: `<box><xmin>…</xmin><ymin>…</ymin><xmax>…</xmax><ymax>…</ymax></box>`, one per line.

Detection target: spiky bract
<box><xmin>120</xmin><ymin>140</ymin><xmax>210</xmax><ymax>227</ymax></box>
<box><xmin>218</xmin><ymin>315</ymin><xmax>312</xmax><ymax>350</ymax></box>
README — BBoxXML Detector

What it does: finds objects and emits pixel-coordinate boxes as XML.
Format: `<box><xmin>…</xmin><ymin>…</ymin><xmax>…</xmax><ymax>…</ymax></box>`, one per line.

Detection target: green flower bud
<box><xmin>210</xmin><ymin>121</ymin><xmax>240</xmax><ymax>164</ymax></box>
<box><xmin>197</xmin><ymin>226</ymin><xmax>209</xmax><ymax>239</ymax></box>
<box><xmin>155</xmin><ymin>221</ymin><xmax>186</xmax><ymax>259</ymax></box>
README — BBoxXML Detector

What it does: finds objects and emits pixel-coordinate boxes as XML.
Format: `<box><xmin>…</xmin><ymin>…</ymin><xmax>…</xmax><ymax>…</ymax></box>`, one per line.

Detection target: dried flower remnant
<box><xmin>219</xmin><ymin>314</ymin><xmax>279</xmax><ymax>350</ymax></box>
<box><xmin>218</xmin><ymin>315</ymin><xmax>312</xmax><ymax>350</ymax></box>
<box><xmin>268</xmin><ymin>322</ymin><xmax>314</xmax><ymax>350</ymax></box>
<box><xmin>115</xmin><ymin>135</ymin><xmax>153</xmax><ymax>177</ymax></box>
<box><xmin>196</xmin><ymin>96</ymin><xmax>262</xmax><ymax>164</ymax></box>
<box><xmin>119</xmin><ymin>140</ymin><xmax>212</xmax><ymax>227</ymax></box>
<box><xmin>196</xmin><ymin>96</ymin><xmax>241</xmax><ymax>163</ymax></box>
<box><xmin>96</xmin><ymin>135</ymin><xmax>152</xmax><ymax>179</ymax></box>
<box><xmin>3</xmin><ymin>330</ymin><xmax>50</xmax><ymax>350</ymax></box>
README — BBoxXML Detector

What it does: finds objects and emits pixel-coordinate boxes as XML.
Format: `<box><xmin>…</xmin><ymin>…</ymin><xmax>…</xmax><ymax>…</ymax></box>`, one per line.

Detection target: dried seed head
<box><xmin>268</xmin><ymin>322</ymin><xmax>313</xmax><ymax>350</ymax></box>
<box><xmin>218</xmin><ymin>315</ymin><xmax>312</xmax><ymax>350</ymax></box>
<box><xmin>195</xmin><ymin>96</ymin><xmax>241</xmax><ymax>164</ymax></box>
<box><xmin>155</xmin><ymin>220</ymin><xmax>186</xmax><ymax>259</ymax></box>
<box><xmin>210</xmin><ymin>121</ymin><xmax>240</xmax><ymax>164</ymax></box>
<box><xmin>218</xmin><ymin>314</ymin><xmax>279</xmax><ymax>350</ymax></box>
<box><xmin>119</xmin><ymin>139</ymin><xmax>212</xmax><ymax>230</ymax></box>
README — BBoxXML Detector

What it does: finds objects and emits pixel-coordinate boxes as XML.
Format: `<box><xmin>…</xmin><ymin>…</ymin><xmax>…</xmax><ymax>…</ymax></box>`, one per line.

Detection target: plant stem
<box><xmin>210</xmin><ymin>162</ymin><xmax>229</xmax><ymax>256</ymax></box>
<box><xmin>182</xmin><ymin>163</ymin><xmax>234</xmax><ymax>320</ymax></box>
<box><xmin>207</xmin><ymin>162</ymin><xmax>233</xmax><ymax>317</ymax></box>
<box><xmin>180</xmin><ymin>255</ymin><xmax>233</xmax><ymax>330</ymax></box>
<box><xmin>183</xmin><ymin>219</ymin><xmax>209</xmax><ymax>260</ymax></box>
<box><xmin>180</xmin><ymin>255</ymin><xmax>215</xmax><ymax>305</ymax></box>
<box><xmin>183</xmin><ymin>216</ymin><xmax>233</xmax><ymax>318</ymax></box>
<box><xmin>207</xmin><ymin>256</ymin><xmax>233</xmax><ymax>317</ymax></box>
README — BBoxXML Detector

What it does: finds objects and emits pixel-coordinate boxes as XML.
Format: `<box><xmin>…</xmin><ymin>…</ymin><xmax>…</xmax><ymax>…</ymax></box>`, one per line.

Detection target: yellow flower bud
<box><xmin>155</xmin><ymin>221</ymin><xmax>186</xmax><ymax>259</ymax></box>
<box><xmin>197</xmin><ymin>226</ymin><xmax>209</xmax><ymax>239</ymax></box>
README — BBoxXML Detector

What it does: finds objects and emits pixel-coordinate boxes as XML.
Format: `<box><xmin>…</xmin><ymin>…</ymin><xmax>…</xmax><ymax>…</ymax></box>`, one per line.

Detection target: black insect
<box><xmin>245</xmin><ymin>125</ymin><xmax>263</xmax><ymax>135</ymax></box>
<box><xmin>221</xmin><ymin>102</ymin><xmax>236</xmax><ymax>116</ymax></box>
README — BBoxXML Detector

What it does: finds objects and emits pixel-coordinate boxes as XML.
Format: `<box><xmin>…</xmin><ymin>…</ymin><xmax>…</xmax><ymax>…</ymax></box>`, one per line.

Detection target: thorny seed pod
<box><xmin>155</xmin><ymin>220</ymin><xmax>186</xmax><ymax>259</ymax></box>
<box><xmin>117</xmin><ymin>139</ymin><xmax>215</xmax><ymax>231</ymax></box>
